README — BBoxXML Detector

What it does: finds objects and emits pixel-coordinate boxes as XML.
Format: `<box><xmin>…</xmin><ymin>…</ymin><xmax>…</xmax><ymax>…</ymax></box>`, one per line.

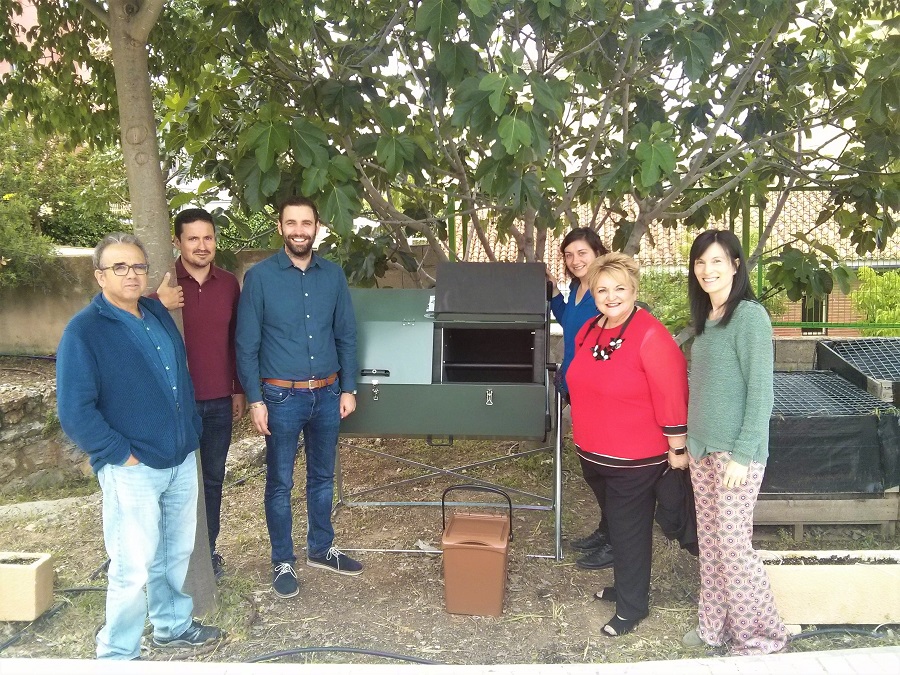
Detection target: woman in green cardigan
<box><xmin>682</xmin><ymin>230</ymin><xmax>787</xmax><ymax>656</ymax></box>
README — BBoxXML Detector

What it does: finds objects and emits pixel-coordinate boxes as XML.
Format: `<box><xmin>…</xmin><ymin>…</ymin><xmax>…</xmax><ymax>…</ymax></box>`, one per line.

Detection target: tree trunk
<box><xmin>107</xmin><ymin>3</ymin><xmax>171</xmax><ymax>289</ymax></box>
<box><xmin>107</xmin><ymin>0</ymin><xmax>217</xmax><ymax>616</ymax></box>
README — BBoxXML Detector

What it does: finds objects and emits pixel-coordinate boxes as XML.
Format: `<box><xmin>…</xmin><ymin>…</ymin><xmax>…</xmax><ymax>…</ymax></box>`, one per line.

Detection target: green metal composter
<box><xmin>337</xmin><ymin>261</ymin><xmax>563</xmax><ymax>559</ymax></box>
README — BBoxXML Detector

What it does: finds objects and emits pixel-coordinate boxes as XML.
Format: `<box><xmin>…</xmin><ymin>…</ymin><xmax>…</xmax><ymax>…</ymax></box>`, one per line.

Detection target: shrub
<box><xmin>850</xmin><ymin>267</ymin><xmax>900</xmax><ymax>337</ymax></box>
<box><xmin>0</xmin><ymin>121</ymin><xmax>130</xmax><ymax>248</ymax></box>
<box><xmin>639</xmin><ymin>270</ymin><xmax>690</xmax><ymax>334</ymax></box>
<box><xmin>639</xmin><ymin>268</ymin><xmax>788</xmax><ymax>334</ymax></box>
<box><xmin>0</xmin><ymin>193</ymin><xmax>55</xmax><ymax>290</ymax></box>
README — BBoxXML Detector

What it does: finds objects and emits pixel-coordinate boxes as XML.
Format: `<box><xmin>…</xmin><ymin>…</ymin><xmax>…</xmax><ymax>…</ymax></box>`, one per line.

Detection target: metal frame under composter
<box><xmin>334</xmin><ymin>374</ymin><xmax>563</xmax><ymax>561</ymax></box>
<box><xmin>333</xmin><ymin>263</ymin><xmax>564</xmax><ymax>561</ymax></box>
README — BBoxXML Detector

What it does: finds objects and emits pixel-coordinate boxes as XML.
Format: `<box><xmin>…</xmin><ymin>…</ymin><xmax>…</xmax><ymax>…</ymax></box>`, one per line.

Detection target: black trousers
<box><xmin>579</xmin><ymin>456</ymin><xmax>665</xmax><ymax>620</ymax></box>
<box><xmin>579</xmin><ymin>459</ymin><xmax>611</xmax><ymax>536</ymax></box>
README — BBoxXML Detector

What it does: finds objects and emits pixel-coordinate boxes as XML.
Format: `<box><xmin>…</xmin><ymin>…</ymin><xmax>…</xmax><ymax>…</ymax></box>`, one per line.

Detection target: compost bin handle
<box><xmin>441</xmin><ymin>484</ymin><xmax>513</xmax><ymax>541</ymax></box>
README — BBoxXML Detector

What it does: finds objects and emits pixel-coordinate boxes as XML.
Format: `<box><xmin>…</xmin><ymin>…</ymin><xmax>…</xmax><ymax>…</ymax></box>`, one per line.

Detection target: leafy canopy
<box><xmin>2</xmin><ymin>0</ymin><xmax>899</xmax><ymax>292</ymax></box>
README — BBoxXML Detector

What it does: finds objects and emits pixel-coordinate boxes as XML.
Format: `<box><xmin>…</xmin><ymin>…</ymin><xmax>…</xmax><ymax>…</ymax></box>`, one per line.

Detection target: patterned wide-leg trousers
<box><xmin>689</xmin><ymin>451</ymin><xmax>788</xmax><ymax>655</ymax></box>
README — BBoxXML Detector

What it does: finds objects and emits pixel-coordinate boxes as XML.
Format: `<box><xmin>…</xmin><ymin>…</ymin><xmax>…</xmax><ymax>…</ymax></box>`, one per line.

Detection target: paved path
<box><xmin>2</xmin><ymin>647</ymin><xmax>898</xmax><ymax>674</ymax></box>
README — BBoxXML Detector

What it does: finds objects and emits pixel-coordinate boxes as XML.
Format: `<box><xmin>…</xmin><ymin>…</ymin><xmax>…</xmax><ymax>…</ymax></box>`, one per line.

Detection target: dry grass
<box><xmin>1</xmin><ymin>436</ymin><xmax>898</xmax><ymax>664</ymax></box>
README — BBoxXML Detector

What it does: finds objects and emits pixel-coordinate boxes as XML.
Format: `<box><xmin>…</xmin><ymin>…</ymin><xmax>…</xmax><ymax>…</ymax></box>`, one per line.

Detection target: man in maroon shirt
<box><xmin>156</xmin><ymin>208</ymin><xmax>245</xmax><ymax>579</ymax></box>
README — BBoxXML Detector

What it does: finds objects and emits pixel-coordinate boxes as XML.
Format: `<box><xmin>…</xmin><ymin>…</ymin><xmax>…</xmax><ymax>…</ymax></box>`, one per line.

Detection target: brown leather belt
<box><xmin>261</xmin><ymin>374</ymin><xmax>338</xmax><ymax>390</ymax></box>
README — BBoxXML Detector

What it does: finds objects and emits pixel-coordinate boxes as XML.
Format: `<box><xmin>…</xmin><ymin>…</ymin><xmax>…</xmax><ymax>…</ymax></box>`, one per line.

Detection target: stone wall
<box><xmin>0</xmin><ymin>381</ymin><xmax>88</xmax><ymax>495</ymax></box>
<box><xmin>0</xmin><ymin>247</ymin><xmax>439</xmax><ymax>355</ymax></box>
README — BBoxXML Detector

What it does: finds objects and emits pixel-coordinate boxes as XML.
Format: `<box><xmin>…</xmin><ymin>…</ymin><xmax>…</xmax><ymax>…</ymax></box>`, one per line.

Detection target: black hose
<box><xmin>0</xmin><ymin>601</ymin><xmax>66</xmax><ymax>654</ymax></box>
<box><xmin>246</xmin><ymin>646</ymin><xmax>444</xmax><ymax>665</ymax></box>
<box><xmin>789</xmin><ymin>627</ymin><xmax>893</xmax><ymax>641</ymax></box>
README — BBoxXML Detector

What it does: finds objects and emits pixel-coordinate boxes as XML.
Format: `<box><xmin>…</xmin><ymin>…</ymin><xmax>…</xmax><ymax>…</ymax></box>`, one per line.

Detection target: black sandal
<box><xmin>593</xmin><ymin>586</ymin><xmax>617</xmax><ymax>602</ymax></box>
<box><xmin>601</xmin><ymin>614</ymin><xmax>645</xmax><ymax>637</ymax></box>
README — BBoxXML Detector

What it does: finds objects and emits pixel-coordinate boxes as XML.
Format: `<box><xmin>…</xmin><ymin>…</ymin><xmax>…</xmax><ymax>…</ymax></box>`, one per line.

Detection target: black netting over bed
<box><xmin>764</xmin><ymin>371</ymin><xmax>900</xmax><ymax>494</ymax></box>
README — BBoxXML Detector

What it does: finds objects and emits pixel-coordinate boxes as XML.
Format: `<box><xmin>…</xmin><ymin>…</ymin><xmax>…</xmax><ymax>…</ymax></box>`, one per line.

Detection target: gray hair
<box><xmin>92</xmin><ymin>232</ymin><xmax>148</xmax><ymax>270</ymax></box>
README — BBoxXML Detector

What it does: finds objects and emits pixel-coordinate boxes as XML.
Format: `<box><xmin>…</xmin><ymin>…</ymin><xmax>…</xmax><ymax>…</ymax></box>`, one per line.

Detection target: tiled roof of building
<box><xmin>454</xmin><ymin>191</ymin><xmax>900</xmax><ymax>279</ymax></box>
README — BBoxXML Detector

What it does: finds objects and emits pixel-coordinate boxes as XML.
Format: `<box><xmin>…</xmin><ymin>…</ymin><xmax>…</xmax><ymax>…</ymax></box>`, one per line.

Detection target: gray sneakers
<box><xmin>152</xmin><ymin>619</ymin><xmax>223</xmax><ymax>648</ymax></box>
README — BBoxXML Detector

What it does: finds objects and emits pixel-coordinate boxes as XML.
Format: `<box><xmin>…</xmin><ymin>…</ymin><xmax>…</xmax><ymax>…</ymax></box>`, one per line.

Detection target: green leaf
<box><xmin>320</xmin><ymin>183</ymin><xmax>360</xmax><ymax>236</ymax></box>
<box><xmin>236</xmin><ymin>155</ymin><xmax>264</xmax><ymax>212</ymax></box>
<box><xmin>529</xmin><ymin>73</ymin><xmax>564</xmax><ymax>120</ymax></box>
<box><xmin>626</xmin><ymin>7</ymin><xmax>672</xmax><ymax>37</ymax></box>
<box><xmin>635</xmin><ymin>139</ymin><xmax>676</xmax><ymax>187</ymax></box>
<box><xmin>320</xmin><ymin>80</ymin><xmax>366</xmax><ymax>128</ymax></box>
<box><xmin>415</xmin><ymin>0</ymin><xmax>460</xmax><ymax>44</ymax></box>
<box><xmin>464</xmin><ymin>0</ymin><xmax>492</xmax><ymax>18</ymax></box>
<box><xmin>301</xmin><ymin>165</ymin><xmax>328</xmax><ymax>196</ymax></box>
<box><xmin>498</xmin><ymin>113</ymin><xmax>533</xmax><ymax>155</ymax></box>
<box><xmin>196</xmin><ymin>179</ymin><xmax>217</xmax><ymax>195</ymax></box>
<box><xmin>328</xmin><ymin>155</ymin><xmax>357</xmax><ymax>182</ymax></box>
<box><xmin>451</xmin><ymin>77</ymin><xmax>495</xmax><ymax>132</ymax></box>
<box><xmin>861</xmin><ymin>79</ymin><xmax>899</xmax><ymax>125</ymax></box>
<box><xmin>673</xmin><ymin>30</ymin><xmax>713</xmax><ymax>82</ymax></box>
<box><xmin>242</xmin><ymin>121</ymin><xmax>290</xmax><ymax>173</ymax></box>
<box><xmin>479</xmin><ymin>72</ymin><xmax>511</xmax><ymax>117</ymax></box>
<box><xmin>544</xmin><ymin>166</ymin><xmax>565</xmax><ymax>194</ymax></box>
<box><xmin>290</xmin><ymin>118</ymin><xmax>329</xmax><ymax>169</ymax></box>
<box><xmin>260</xmin><ymin>165</ymin><xmax>281</xmax><ymax>197</ymax></box>
<box><xmin>534</xmin><ymin>0</ymin><xmax>562</xmax><ymax>21</ymax></box>
<box><xmin>833</xmin><ymin>265</ymin><xmax>855</xmax><ymax>295</ymax></box>
<box><xmin>376</xmin><ymin>134</ymin><xmax>417</xmax><ymax>176</ymax></box>
<box><xmin>435</xmin><ymin>42</ymin><xmax>479</xmax><ymax>80</ymax></box>
<box><xmin>169</xmin><ymin>192</ymin><xmax>195</xmax><ymax>210</ymax></box>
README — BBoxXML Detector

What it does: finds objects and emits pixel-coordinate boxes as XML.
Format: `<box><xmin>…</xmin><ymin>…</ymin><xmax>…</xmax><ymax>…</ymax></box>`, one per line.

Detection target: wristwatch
<box><xmin>344</xmin><ymin>390</ymin><xmax>357</xmax><ymax>395</ymax></box>
<box><xmin>669</xmin><ymin>446</ymin><xmax>686</xmax><ymax>455</ymax></box>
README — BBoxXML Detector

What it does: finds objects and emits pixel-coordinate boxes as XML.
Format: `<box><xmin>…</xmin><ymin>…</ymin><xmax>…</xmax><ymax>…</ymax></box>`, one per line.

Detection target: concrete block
<box><xmin>0</xmin><ymin>552</ymin><xmax>54</xmax><ymax>621</ymax></box>
<box><xmin>774</xmin><ymin>337</ymin><xmax>820</xmax><ymax>369</ymax></box>
<box><xmin>760</xmin><ymin>550</ymin><xmax>900</xmax><ymax>625</ymax></box>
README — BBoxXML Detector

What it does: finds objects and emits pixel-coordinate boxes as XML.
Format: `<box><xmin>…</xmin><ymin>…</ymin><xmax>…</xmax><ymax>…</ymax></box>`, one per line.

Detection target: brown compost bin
<box><xmin>441</xmin><ymin>486</ymin><xmax>512</xmax><ymax>617</ymax></box>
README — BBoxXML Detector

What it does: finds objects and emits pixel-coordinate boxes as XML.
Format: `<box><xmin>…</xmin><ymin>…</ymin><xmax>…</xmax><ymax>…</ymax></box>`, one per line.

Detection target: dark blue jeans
<box><xmin>196</xmin><ymin>396</ymin><xmax>234</xmax><ymax>554</ymax></box>
<box><xmin>262</xmin><ymin>380</ymin><xmax>342</xmax><ymax>563</ymax></box>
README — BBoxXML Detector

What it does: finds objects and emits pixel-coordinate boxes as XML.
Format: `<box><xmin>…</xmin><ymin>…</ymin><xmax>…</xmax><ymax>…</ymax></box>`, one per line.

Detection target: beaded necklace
<box><xmin>591</xmin><ymin>306</ymin><xmax>638</xmax><ymax>361</ymax></box>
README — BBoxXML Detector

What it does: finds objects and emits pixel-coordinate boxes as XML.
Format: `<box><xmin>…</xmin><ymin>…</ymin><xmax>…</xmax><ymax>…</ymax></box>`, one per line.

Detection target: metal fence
<box><xmin>558</xmin><ymin>189</ymin><xmax>900</xmax><ymax>337</ymax></box>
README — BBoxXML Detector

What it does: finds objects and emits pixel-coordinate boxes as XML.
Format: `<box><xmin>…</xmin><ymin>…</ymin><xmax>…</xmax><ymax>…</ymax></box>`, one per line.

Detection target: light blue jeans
<box><xmin>96</xmin><ymin>452</ymin><xmax>198</xmax><ymax>659</ymax></box>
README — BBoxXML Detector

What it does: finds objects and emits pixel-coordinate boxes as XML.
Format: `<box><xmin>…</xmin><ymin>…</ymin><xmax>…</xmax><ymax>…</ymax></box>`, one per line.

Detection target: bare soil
<box><xmin>1</xmin><ymin>356</ymin><xmax>897</xmax><ymax>664</ymax></box>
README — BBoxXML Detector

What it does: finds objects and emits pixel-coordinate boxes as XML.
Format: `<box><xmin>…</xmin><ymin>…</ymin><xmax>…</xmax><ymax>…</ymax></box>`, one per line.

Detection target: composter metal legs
<box><xmin>334</xmin><ymin>388</ymin><xmax>564</xmax><ymax>561</ymax></box>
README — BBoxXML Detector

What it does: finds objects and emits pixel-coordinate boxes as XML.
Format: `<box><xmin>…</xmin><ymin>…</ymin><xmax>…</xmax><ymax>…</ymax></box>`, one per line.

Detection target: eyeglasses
<box><xmin>98</xmin><ymin>263</ymin><xmax>149</xmax><ymax>276</ymax></box>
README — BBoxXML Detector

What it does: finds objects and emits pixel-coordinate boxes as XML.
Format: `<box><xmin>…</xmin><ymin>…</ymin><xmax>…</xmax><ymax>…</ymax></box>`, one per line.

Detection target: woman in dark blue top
<box><xmin>547</xmin><ymin>227</ymin><xmax>614</xmax><ymax>571</ymax></box>
<box><xmin>549</xmin><ymin>227</ymin><xmax>608</xmax><ymax>398</ymax></box>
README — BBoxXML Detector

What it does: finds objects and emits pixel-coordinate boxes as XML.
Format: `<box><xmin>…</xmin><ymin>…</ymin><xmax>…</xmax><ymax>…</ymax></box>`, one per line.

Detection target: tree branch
<box><xmin>81</xmin><ymin>0</ymin><xmax>110</xmax><ymax>28</ymax></box>
<box><xmin>122</xmin><ymin>0</ymin><xmax>166</xmax><ymax>44</ymax></box>
<box><xmin>749</xmin><ymin>177</ymin><xmax>796</xmax><ymax>270</ymax></box>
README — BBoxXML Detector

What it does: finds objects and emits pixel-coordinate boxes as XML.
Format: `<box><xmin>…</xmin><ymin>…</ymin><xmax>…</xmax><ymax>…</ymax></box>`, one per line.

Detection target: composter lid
<box><xmin>434</xmin><ymin>262</ymin><xmax>546</xmax><ymax>321</ymax></box>
<box><xmin>442</xmin><ymin>512</ymin><xmax>510</xmax><ymax>549</ymax></box>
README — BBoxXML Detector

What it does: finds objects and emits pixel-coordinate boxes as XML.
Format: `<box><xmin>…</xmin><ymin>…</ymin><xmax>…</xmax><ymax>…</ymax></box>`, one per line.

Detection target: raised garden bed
<box><xmin>0</xmin><ymin>552</ymin><xmax>54</xmax><ymax>622</ymax></box>
<box><xmin>760</xmin><ymin>549</ymin><xmax>900</xmax><ymax>625</ymax></box>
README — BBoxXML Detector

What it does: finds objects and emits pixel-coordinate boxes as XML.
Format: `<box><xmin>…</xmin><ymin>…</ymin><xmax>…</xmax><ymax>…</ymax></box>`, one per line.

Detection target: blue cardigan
<box><xmin>550</xmin><ymin>279</ymin><xmax>600</xmax><ymax>393</ymax></box>
<box><xmin>56</xmin><ymin>294</ymin><xmax>202</xmax><ymax>474</ymax></box>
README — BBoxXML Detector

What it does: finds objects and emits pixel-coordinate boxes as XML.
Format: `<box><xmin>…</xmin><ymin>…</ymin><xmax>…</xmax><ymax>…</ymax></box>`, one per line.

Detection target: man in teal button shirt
<box><xmin>236</xmin><ymin>196</ymin><xmax>360</xmax><ymax>599</ymax></box>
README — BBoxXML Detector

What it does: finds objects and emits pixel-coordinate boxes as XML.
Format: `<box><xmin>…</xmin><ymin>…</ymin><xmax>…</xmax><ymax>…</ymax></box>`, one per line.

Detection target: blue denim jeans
<box><xmin>196</xmin><ymin>396</ymin><xmax>234</xmax><ymax>554</ymax></box>
<box><xmin>96</xmin><ymin>452</ymin><xmax>198</xmax><ymax>659</ymax></box>
<box><xmin>263</xmin><ymin>380</ymin><xmax>341</xmax><ymax>563</ymax></box>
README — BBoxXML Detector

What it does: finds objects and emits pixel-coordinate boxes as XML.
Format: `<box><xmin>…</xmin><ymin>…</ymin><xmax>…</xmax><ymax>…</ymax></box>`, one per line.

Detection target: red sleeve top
<box><xmin>566</xmin><ymin>308</ymin><xmax>688</xmax><ymax>461</ymax></box>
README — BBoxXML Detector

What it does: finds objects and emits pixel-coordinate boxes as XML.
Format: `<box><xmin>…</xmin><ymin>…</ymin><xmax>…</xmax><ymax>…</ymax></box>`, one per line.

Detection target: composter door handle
<box><xmin>441</xmin><ymin>484</ymin><xmax>513</xmax><ymax>541</ymax></box>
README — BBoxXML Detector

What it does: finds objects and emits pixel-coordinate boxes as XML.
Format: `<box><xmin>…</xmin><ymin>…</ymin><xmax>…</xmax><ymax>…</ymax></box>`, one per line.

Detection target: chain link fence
<box><xmin>548</xmin><ymin>190</ymin><xmax>900</xmax><ymax>337</ymax></box>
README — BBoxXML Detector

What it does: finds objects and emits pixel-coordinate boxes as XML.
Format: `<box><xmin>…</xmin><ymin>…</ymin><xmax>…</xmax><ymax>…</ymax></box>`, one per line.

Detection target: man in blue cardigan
<box><xmin>56</xmin><ymin>233</ymin><xmax>222</xmax><ymax>660</ymax></box>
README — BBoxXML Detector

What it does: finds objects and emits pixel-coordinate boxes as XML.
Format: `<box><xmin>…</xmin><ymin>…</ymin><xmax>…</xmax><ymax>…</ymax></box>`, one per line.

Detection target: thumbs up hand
<box><xmin>156</xmin><ymin>272</ymin><xmax>185</xmax><ymax>310</ymax></box>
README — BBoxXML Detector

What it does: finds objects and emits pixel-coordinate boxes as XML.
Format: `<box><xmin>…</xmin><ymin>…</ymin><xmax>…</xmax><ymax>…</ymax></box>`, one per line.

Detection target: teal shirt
<box><xmin>686</xmin><ymin>300</ymin><xmax>774</xmax><ymax>466</ymax></box>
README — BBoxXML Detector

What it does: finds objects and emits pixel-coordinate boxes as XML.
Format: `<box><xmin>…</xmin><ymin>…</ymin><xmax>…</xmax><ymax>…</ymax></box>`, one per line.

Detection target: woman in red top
<box><xmin>567</xmin><ymin>252</ymin><xmax>689</xmax><ymax>636</ymax></box>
